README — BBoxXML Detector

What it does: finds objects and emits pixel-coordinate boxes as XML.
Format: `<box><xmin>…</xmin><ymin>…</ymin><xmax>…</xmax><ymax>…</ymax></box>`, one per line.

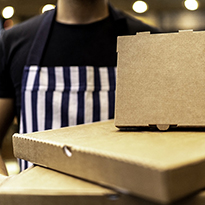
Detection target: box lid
<box><xmin>2</xmin><ymin>166</ymin><xmax>205</xmax><ymax>205</ymax></box>
<box><xmin>13</xmin><ymin>120</ymin><xmax>205</xmax><ymax>204</ymax></box>
<box><xmin>0</xmin><ymin>165</ymin><xmax>141</xmax><ymax>205</ymax></box>
<box><xmin>115</xmin><ymin>30</ymin><xmax>205</xmax><ymax>130</ymax></box>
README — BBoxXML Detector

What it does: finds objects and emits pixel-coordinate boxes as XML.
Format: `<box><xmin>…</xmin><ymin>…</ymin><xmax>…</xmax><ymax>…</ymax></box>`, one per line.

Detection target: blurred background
<box><xmin>1</xmin><ymin>0</ymin><xmax>205</xmax><ymax>174</ymax></box>
<box><xmin>0</xmin><ymin>0</ymin><xmax>205</xmax><ymax>32</ymax></box>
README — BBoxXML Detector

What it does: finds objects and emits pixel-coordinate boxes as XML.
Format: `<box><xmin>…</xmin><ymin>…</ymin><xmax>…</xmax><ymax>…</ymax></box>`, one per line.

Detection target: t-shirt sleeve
<box><xmin>0</xmin><ymin>32</ymin><xmax>15</xmax><ymax>98</ymax></box>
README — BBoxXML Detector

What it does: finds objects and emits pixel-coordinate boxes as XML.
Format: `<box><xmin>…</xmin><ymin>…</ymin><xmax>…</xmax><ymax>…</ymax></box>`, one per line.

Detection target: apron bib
<box><xmin>19</xmin><ymin>9</ymin><xmax>116</xmax><ymax>171</ymax></box>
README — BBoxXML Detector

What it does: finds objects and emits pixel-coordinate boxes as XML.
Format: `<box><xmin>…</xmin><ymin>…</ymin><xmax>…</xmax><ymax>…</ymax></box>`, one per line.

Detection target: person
<box><xmin>0</xmin><ymin>0</ymin><xmax>159</xmax><ymax>175</ymax></box>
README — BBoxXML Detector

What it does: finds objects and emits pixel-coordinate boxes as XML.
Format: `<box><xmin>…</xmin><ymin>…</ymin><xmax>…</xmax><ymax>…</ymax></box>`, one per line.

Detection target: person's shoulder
<box><xmin>1</xmin><ymin>11</ymin><xmax>49</xmax><ymax>42</ymax></box>
<box><xmin>124</xmin><ymin>13</ymin><xmax>160</xmax><ymax>34</ymax></box>
<box><xmin>109</xmin><ymin>4</ymin><xmax>160</xmax><ymax>34</ymax></box>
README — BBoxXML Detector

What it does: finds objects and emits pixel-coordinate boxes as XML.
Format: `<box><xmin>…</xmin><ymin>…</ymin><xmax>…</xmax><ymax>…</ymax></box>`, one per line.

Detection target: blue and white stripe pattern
<box><xmin>19</xmin><ymin>65</ymin><xmax>116</xmax><ymax>171</ymax></box>
<box><xmin>20</xmin><ymin>65</ymin><xmax>116</xmax><ymax>133</ymax></box>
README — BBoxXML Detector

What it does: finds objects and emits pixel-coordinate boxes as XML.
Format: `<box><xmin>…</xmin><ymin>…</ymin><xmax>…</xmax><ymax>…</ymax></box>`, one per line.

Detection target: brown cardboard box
<box><xmin>115</xmin><ymin>30</ymin><xmax>205</xmax><ymax>130</ymax></box>
<box><xmin>0</xmin><ymin>165</ymin><xmax>141</xmax><ymax>205</ymax></box>
<box><xmin>1</xmin><ymin>166</ymin><xmax>205</xmax><ymax>205</ymax></box>
<box><xmin>13</xmin><ymin>120</ymin><xmax>205</xmax><ymax>204</ymax></box>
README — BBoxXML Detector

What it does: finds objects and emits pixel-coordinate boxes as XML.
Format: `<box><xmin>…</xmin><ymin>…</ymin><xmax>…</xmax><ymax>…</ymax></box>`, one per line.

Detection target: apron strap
<box><xmin>26</xmin><ymin>5</ymin><xmax>127</xmax><ymax>65</ymax></box>
<box><xmin>26</xmin><ymin>8</ymin><xmax>56</xmax><ymax>66</ymax></box>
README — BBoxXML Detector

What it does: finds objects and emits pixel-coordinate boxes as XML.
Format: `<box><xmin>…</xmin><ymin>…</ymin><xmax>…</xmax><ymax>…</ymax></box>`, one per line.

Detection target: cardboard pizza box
<box><xmin>12</xmin><ymin>120</ymin><xmax>205</xmax><ymax>204</ymax></box>
<box><xmin>0</xmin><ymin>165</ymin><xmax>142</xmax><ymax>205</ymax></box>
<box><xmin>1</xmin><ymin>166</ymin><xmax>205</xmax><ymax>205</ymax></box>
<box><xmin>115</xmin><ymin>30</ymin><xmax>205</xmax><ymax>130</ymax></box>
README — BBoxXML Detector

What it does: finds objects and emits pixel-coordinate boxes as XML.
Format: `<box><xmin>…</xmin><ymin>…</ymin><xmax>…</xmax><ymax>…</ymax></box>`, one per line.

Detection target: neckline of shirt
<box><xmin>55</xmin><ymin>15</ymin><xmax>111</xmax><ymax>28</ymax></box>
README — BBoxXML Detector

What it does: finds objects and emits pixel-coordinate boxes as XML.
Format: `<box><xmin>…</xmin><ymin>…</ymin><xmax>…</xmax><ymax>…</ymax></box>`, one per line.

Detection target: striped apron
<box><xmin>18</xmin><ymin>9</ymin><xmax>116</xmax><ymax>171</ymax></box>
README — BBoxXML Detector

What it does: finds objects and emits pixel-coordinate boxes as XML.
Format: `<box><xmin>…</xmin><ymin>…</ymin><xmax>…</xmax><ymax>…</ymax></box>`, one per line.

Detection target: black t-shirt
<box><xmin>41</xmin><ymin>16</ymin><xmax>117</xmax><ymax>67</ymax></box>
<box><xmin>0</xmin><ymin>6</ymin><xmax>159</xmax><ymax>123</ymax></box>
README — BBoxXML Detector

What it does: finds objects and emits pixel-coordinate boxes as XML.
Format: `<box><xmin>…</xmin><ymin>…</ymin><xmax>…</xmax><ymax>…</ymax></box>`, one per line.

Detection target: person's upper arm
<box><xmin>0</xmin><ymin>98</ymin><xmax>14</xmax><ymax>176</ymax></box>
<box><xmin>0</xmin><ymin>32</ymin><xmax>15</xmax><ymax>145</ymax></box>
<box><xmin>0</xmin><ymin>98</ymin><xmax>15</xmax><ymax>147</ymax></box>
<box><xmin>0</xmin><ymin>32</ymin><xmax>14</xmax><ymax>99</ymax></box>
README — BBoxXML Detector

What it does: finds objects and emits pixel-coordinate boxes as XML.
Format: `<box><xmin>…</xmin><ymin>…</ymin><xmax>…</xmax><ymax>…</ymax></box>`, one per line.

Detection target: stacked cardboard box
<box><xmin>11</xmin><ymin>120</ymin><xmax>205</xmax><ymax>204</ymax></box>
<box><xmin>0</xmin><ymin>165</ymin><xmax>140</xmax><ymax>205</ymax></box>
<box><xmin>1</xmin><ymin>164</ymin><xmax>205</xmax><ymax>205</ymax></box>
<box><xmin>5</xmin><ymin>30</ymin><xmax>205</xmax><ymax>204</ymax></box>
<box><xmin>115</xmin><ymin>30</ymin><xmax>205</xmax><ymax>130</ymax></box>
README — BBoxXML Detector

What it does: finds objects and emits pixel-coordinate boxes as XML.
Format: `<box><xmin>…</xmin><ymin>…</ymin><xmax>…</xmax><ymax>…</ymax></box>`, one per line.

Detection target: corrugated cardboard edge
<box><xmin>12</xmin><ymin>133</ymin><xmax>205</xmax><ymax>204</ymax></box>
<box><xmin>0</xmin><ymin>165</ymin><xmax>142</xmax><ymax>205</ymax></box>
<box><xmin>0</xmin><ymin>165</ymin><xmax>115</xmax><ymax>196</ymax></box>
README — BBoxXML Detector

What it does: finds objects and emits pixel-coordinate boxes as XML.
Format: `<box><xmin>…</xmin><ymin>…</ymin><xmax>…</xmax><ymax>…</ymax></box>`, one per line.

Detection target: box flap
<box><xmin>12</xmin><ymin>120</ymin><xmax>205</xmax><ymax>203</ymax></box>
<box><xmin>115</xmin><ymin>30</ymin><xmax>205</xmax><ymax>129</ymax></box>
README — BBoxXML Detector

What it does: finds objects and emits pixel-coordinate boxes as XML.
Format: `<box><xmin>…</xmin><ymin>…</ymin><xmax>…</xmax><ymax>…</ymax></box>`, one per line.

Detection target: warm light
<box><xmin>184</xmin><ymin>0</ymin><xmax>199</xmax><ymax>11</ymax></box>
<box><xmin>2</xmin><ymin>6</ymin><xmax>14</xmax><ymax>19</ymax></box>
<box><xmin>42</xmin><ymin>4</ymin><xmax>55</xmax><ymax>13</ymax></box>
<box><xmin>132</xmin><ymin>1</ymin><xmax>148</xmax><ymax>14</ymax></box>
